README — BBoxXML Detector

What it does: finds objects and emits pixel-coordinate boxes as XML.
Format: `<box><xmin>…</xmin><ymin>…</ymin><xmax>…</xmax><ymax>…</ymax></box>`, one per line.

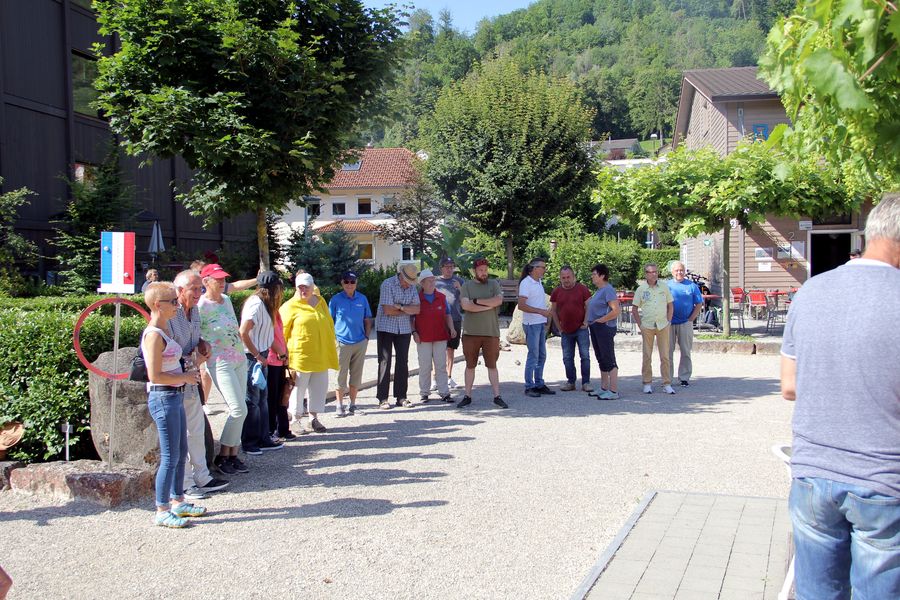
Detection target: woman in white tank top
<box><xmin>142</xmin><ymin>282</ymin><xmax>205</xmax><ymax>528</ymax></box>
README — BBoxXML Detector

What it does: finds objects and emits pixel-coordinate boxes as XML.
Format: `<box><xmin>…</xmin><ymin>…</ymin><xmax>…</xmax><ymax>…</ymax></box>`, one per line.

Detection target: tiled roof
<box><xmin>313</xmin><ymin>220</ymin><xmax>379</xmax><ymax>233</ymax></box>
<box><xmin>325</xmin><ymin>147</ymin><xmax>417</xmax><ymax>190</ymax></box>
<box><xmin>683</xmin><ymin>67</ymin><xmax>777</xmax><ymax>102</ymax></box>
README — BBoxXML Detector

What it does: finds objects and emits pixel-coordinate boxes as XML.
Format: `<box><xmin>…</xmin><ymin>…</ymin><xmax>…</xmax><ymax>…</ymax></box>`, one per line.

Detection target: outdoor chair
<box><xmin>729</xmin><ymin>291</ymin><xmax>746</xmax><ymax>332</ymax></box>
<box><xmin>765</xmin><ymin>294</ymin><xmax>788</xmax><ymax>333</ymax></box>
<box><xmin>747</xmin><ymin>290</ymin><xmax>768</xmax><ymax>320</ymax></box>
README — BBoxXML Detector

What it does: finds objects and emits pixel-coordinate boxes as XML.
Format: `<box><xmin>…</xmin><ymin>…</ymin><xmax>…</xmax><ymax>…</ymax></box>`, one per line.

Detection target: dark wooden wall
<box><xmin>0</xmin><ymin>0</ymin><xmax>256</xmax><ymax>277</ymax></box>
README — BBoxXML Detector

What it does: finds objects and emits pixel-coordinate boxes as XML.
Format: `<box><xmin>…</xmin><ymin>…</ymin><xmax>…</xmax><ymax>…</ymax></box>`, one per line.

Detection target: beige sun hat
<box><xmin>398</xmin><ymin>263</ymin><xmax>419</xmax><ymax>283</ymax></box>
<box><xmin>0</xmin><ymin>421</ymin><xmax>25</xmax><ymax>460</ymax></box>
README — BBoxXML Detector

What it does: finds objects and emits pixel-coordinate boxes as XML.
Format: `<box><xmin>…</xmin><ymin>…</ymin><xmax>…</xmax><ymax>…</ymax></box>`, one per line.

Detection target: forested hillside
<box><xmin>366</xmin><ymin>0</ymin><xmax>794</xmax><ymax>147</ymax></box>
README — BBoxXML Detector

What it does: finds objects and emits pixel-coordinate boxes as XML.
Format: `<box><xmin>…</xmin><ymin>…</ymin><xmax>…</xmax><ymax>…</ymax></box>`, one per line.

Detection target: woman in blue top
<box><xmin>587</xmin><ymin>264</ymin><xmax>621</xmax><ymax>400</ymax></box>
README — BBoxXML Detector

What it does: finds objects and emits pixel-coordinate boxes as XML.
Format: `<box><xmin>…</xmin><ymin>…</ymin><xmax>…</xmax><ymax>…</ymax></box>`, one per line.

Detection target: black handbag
<box><xmin>129</xmin><ymin>347</ymin><xmax>149</xmax><ymax>382</ymax></box>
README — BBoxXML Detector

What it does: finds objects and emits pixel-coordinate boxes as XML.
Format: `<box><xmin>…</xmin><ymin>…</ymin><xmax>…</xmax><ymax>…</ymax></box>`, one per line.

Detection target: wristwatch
<box><xmin>473</xmin><ymin>298</ymin><xmax>480</xmax><ymax>306</ymax></box>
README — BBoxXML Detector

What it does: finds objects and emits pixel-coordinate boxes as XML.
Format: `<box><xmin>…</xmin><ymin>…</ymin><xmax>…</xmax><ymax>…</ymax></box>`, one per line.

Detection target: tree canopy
<box><xmin>759</xmin><ymin>0</ymin><xmax>900</xmax><ymax>193</ymax></box>
<box><xmin>422</xmin><ymin>58</ymin><xmax>595</xmax><ymax>278</ymax></box>
<box><xmin>594</xmin><ymin>142</ymin><xmax>857</xmax><ymax>334</ymax></box>
<box><xmin>93</xmin><ymin>0</ymin><xmax>404</xmax><ymax>268</ymax></box>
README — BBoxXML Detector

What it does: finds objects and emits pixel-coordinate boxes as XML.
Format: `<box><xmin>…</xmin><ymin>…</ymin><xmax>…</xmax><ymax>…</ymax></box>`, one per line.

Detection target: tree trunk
<box><xmin>256</xmin><ymin>205</ymin><xmax>270</xmax><ymax>272</ymax></box>
<box><xmin>721</xmin><ymin>219</ymin><xmax>731</xmax><ymax>337</ymax></box>
<box><xmin>505</xmin><ymin>236</ymin><xmax>515</xmax><ymax>279</ymax></box>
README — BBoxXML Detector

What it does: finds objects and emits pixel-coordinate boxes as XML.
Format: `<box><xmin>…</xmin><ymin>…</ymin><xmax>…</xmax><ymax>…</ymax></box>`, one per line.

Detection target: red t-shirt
<box><xmin>416</xmin><ymin>290</ymin><xmax>450</xmax><ymax>342</ymax></box>
<box><xmin>550</xmin><ymin>283</ymin><xmax>592</xmax><ymax>334</ymax></box>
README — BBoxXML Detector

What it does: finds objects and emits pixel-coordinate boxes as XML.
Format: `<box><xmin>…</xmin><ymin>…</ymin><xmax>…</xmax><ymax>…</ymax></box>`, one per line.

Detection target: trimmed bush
<box><xmin>637</xmin><ymin>248</ymin><xmax>681</xmax><ymax>279</ymax></box>
<box><xmin>546</xmin><ymin>235</ymin><xmax>643</xmax><ymax>290</ymax></box>
<box><xmin>0</xmin><ymin>308</ymin><xmax>145</xmax><ymax>461</ymax></box>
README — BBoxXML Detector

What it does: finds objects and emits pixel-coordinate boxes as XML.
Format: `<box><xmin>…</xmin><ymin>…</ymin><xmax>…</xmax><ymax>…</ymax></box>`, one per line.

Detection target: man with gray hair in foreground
<box><xmin>780</xmin><ymin>196</ymin><xmax>900</xmax><ymax>598</ymax></box>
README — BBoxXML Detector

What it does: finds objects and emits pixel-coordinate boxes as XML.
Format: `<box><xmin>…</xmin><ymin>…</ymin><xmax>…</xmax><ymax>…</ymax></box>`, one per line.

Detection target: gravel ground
<box><xmin>0</xmin><ymin>340</ymin><xmax>793</xmax><ymax>600</ymax></box>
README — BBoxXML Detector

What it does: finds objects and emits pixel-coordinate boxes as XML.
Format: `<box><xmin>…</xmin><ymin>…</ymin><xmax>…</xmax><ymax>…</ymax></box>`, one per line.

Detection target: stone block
<box><xmin>0</xmin><ymin>460</ymin><xmax>24</xmax><ymax>491</ymax></box>
<box><xmin>9</xmin><ymin>459</ymin><xmax>154</xmax><ymax>507</ymax></box>
<box><xmin>89</xmin><ymin>347</ymin><xmax>161</xmax><ymax>469</ymax></box>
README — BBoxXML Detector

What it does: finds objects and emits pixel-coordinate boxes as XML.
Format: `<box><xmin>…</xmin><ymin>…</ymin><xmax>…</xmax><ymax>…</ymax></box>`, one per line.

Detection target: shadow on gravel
<box><xmin>0</xmin><ymin>500</ymin><xmax>114</xmax><ymax>525</ymax></box>
<box><xmin>295</xmin><ymin>418</ymin><xmax>483</xmax><ymax>453</ymax></box>
<box><xmin>457</xmin><ymin>375</ymin><xmax>782</xmax><ymax>418</ymax></box>
<box><xmin>196</xmin><ymin>497</ymin><xmax>448</xmax><ymax>523</ymax></box>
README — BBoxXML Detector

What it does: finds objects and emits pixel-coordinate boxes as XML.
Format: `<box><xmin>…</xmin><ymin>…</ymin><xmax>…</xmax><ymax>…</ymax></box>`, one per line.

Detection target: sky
<box><xmin>363</xmin><ymin>0</ymin><xmax>536</xmax><ymax>34</ymax></box>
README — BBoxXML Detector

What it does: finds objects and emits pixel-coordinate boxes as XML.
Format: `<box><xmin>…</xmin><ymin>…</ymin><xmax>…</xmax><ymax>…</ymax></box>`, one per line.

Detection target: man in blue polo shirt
<box><xmin>667</xmin><ymin>261</ymin><xmax>704</xmax><ymax>386</ymax></box>
<box><xmin>328</xmin><ymin>271</ymin><xmax>373</xmax><ymax>417</ymax></box>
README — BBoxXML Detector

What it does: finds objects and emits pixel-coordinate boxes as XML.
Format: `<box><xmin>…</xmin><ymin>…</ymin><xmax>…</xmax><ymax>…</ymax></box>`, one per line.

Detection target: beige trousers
<box><xmin>640</xmin><ymin>325</ymin><xmax>671</xmax><ymax>385</ymax></box>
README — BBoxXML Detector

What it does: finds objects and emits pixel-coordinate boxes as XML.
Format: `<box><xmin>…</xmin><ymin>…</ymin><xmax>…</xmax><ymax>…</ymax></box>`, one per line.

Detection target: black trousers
<box><xmin>376</xmin><ymin>331</ymin><xmax>411</xmax><ymax>402</ymax></box>
<box><xmin>266</xmin><ymin>364</ymin><xmax>291</xmax><ymax>436</ymax></box>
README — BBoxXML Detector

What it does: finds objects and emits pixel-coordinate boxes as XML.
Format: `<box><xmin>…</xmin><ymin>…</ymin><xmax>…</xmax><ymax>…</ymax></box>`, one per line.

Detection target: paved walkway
<box><xmin>578</xmin><ymin>492</ymin><xmax>791</xmax><ymax>600</ymax></box>
<box><xmin>0</xmin><ymin>338</ymin><xmax>793</xmax><ymax>599</ymax></box>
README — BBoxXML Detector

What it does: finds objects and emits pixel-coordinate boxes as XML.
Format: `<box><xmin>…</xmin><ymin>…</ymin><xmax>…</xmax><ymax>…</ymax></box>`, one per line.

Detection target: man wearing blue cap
<box><xmin>329</xmin><ymin>271</ymin><xmax>373</xmax><ymax>416</ymax></box>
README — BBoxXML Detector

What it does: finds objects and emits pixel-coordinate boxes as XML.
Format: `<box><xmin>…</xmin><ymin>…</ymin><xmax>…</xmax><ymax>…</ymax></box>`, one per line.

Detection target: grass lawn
<box><xmin>639</xmin><ymin>138</ymin><xmax>669</xmax><ymax>153</ymax></box>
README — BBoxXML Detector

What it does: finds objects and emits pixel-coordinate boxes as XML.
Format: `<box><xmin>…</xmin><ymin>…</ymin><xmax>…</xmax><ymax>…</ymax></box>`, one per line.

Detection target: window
<box><xmin>401</xmin><ymin>246</ymin><xmax>414</xmax><ymax>261</ymax></box>
<box><xmin>306</xmin><ymin>202</ymin><xmax>320</xmax><ymax>218</ymax></box>
<box><xmin>72</xmin><ymin>53</ymin><xmax>100</xmax><ymax>116</ymax></box>
<box><xmin>332</xmin><ymin>202</ymin><xmax>346</xmax><ymax>216</ymax></box>
<box><xmin>358</xmin><ymin>243</ymin><xmax>374</xmax><ymax>260</ymax></box>
<box><xmin>358</xmin><ymin>198</ymin><xmax>372</xmax><ymax>215</ymax></box>
<box><xmin>341</xmin><ymin>161</ymin><xmax>362</xmax><ymax>171</ymax></box>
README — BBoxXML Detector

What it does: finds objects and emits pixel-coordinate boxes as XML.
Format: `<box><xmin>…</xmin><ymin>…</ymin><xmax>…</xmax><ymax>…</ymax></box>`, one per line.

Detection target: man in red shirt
<box><xmin>412</xmin><ymin>270</ymin><xmax>456</xmax><ymax>403</ymax></box>
<box><xmin>549</xmin><ymin>265</ymin><xmax>593</xmax><ymax>392</ymax></box>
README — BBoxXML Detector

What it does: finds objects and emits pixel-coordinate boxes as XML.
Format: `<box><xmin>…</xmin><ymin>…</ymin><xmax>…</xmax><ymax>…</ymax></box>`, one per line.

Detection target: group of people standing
<box><xmin>516</xmin><ymin>258</ymin><xmax>707</xmax><ymax>399</ymax></box>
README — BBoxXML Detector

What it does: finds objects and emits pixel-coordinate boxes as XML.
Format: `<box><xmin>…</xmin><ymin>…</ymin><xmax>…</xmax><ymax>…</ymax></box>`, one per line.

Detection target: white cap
<box><xmin>417</xmin><ymin>269</ymin><xmax>435</xmax><ymax>283</ymax></box>
<box><xmin>296</xmin><ymin>273</ymin><xmax>314</xmax><ymax>287</ymax></box>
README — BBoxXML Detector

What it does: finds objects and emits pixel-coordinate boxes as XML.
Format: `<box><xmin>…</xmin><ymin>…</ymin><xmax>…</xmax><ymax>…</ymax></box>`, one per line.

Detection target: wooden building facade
<box><xmin>0</xmin><ymin>0</ymin><xmax>254</xmax><ymax>279</ymax></box>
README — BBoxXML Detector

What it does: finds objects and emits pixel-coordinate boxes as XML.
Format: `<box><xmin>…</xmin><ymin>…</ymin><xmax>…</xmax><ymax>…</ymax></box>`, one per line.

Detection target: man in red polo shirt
<box><xmin>549</xmin><ymin>265</ymin><xmax>594</xmax><ymax>392</ymax></box>
<box><xmin>413</xmin><ymin>270</ymin><xmax>456</xmax><ymax>403</ymax></box>
<box><xmin>413</xmin><ymin>269</ymin><xmax>456</xmax><ymax>402</ymax></box>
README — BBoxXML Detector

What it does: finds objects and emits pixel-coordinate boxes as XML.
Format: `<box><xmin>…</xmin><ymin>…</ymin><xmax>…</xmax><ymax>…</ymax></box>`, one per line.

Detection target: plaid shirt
<box><xmin>167</xmin><ymin>304</ymin><xmax>201</xmax><ymax>357</ymax></box>
<box><xmin>375</xmin><ymin>275</ymin><xmax>420</xmax><ymax>334</ymax></box>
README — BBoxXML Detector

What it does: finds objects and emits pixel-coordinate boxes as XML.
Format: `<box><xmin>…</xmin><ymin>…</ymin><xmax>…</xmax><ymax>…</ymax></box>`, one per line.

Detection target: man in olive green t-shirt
<box><xmin>631</xmin><ymin>263</ymin><xmax>674</xmax><ymax>394</ymax></box>
<box><xmin>458</xmin><ymin>258</ymin><xmax>508</xmax><ymax>409</ymax></box>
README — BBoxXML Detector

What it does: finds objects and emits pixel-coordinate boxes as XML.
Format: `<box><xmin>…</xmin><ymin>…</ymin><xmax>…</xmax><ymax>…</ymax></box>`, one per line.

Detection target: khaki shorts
<box><xmin>337</xmin><ymin>339</ymin><xmax>367</xmax><ymax>391</ymax></box>
<box><xmin>462</xmin><ymin>334</ymin><xmax>500</xmax><ymax>369</ymax></box>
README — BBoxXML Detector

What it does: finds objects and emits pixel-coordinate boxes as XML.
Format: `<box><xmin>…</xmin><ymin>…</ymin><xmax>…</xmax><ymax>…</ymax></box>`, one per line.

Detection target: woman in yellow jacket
<box><xmin>280</xmin><ymin>272</ymin><xmax>338</xmax><ymax>433</ymax></box>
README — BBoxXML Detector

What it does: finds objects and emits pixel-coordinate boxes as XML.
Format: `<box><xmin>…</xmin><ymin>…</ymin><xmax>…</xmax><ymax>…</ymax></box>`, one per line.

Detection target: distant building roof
<box><xmin>313</xmin><ymin>220</ymin><xmax>379</xmax><ymax>233</ymax></box>
<box><xmin>325</xmin><ymin>147</ymin><xmax>417</xmax><ymax>190</ymax></box>
<box><xmin>682</xmin><ymin>66</ymin><xmax>777</xmax><ymax>103</ymax></box>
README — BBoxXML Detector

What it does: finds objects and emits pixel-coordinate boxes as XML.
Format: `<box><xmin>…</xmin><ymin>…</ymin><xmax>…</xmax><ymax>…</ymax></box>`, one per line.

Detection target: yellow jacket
<box><xmin>280</xmin><ymin>295</ymin><xmax>338</xmax><ymax>373</ymax></box>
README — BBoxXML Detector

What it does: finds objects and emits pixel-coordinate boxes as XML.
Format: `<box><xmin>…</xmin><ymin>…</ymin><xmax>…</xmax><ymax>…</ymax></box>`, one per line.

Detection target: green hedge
<box><xmin>546</xmin><ymin>235</ymin><xmax>643</xmax><ymax>290</ymax></box>
<box><xmin>0</xmin><ymin>309</ymin><xmax>146</xmax><ymax>462</ymax></box>
<box><xmin>637</xmin><ymin>248</ymin><xmax>681</xmax><ymax>279</ymax></box>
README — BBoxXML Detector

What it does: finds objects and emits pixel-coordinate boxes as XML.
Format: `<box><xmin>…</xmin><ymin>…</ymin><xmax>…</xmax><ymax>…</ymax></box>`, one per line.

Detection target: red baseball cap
<box><xmin>473</xmin><ymin>258</ymin><xmax>489</xmax><ymax>268</ymax></box>
<box><xmin>200</xmin><ymin>263</ymin><xmax>230</xmax><ymax>279</ymax></box>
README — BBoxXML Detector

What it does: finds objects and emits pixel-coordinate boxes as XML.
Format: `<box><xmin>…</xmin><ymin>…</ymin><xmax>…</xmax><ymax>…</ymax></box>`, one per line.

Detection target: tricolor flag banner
<box><xmin>98</xmin><ymin>231</ymin><xmax>136</xmax><ymax>294</ymax></box>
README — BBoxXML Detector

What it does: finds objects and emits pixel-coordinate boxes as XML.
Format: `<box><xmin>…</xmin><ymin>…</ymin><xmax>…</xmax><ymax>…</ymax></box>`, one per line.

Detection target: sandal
<box><xmin>155</xmin><ymin>510</ymin><xmax>189</xmax><ymax>528</ymax></box>
<box><xmin>171</xmin><ymin>502</ymin><xmax>208</xmax><ymax>518</ymax></box>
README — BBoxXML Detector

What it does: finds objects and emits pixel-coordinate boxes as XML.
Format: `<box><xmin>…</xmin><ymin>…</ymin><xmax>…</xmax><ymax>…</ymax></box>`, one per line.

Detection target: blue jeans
<box><xmin>148</xmin><ymin>389</ymin><xmax>188</xmax><ymax>507</ymax></box>
<box><xmin>523</xmin><ymin>323</ymin><xmax>547</xmax><ymax>390</ymax></box>
<box><xmin>790</xmin><ymin>477</ymin><xmax>900</xmax><ymax>600</ymax></box>
<box><xmin>242</xmin><ymin>351</ymin><xmax>270</xmax><ymax>451</ymax></box>
<box><xmin>561</xmin><ymin>328</ymin><xmax>591</xmax><ymax>385</ymax></box>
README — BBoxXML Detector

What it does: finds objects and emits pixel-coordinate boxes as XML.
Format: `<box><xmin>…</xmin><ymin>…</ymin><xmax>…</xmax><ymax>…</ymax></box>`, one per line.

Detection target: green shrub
<box><xmin>637</xmin><ymin>248</ymin><xmax>681</xmax><ymax>279</ymax></box>
<box><xmin>0</xmin><ymin>308</ymin><xmax>145</xmax><ymax>462</ymax></box>
<box><xmin>546</xmin><ymin>235</ymin><xmax>642</xmax><ymax>290</ymax></box>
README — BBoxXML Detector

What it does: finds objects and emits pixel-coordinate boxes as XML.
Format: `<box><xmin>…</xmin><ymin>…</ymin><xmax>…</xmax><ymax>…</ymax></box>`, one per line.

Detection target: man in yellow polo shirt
<box><xmin>631</xmin><ymin>263</ymin><xmax>675</xmax><ymax>395</ymax></box>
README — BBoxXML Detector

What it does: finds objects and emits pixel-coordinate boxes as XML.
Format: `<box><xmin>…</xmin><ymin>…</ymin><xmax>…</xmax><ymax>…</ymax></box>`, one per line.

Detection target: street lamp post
<box><xmin>650</xmin><ymin>132</ymin><xmax>659</xmax><ymax>156</ymax></box>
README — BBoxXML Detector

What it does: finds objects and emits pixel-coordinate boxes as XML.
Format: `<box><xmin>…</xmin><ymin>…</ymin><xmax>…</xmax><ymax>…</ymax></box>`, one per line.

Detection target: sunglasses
<box><xmin>161</xmin><ymin>297</ymin><xmax>179</xmax><ymax>306</ymax></box>
<box><xmin>342</xmin><ymin>279</ymin><xmax>357</xmax><ymax>284</ymax></box>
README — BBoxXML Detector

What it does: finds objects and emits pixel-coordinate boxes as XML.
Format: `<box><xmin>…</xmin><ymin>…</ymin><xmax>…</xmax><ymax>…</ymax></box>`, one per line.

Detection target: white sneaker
<box><xmin>448</xmin><ymin>378</ymin><xmax>459</xmax><ymax>389</ymax></box>
<box><xmin>663</xmin><ymin>385</ymin><xmax>676</xmax><ymax>395</ymax></box>
<box><xmin>430</xmin><ymin>383</ymin><xmax>438</xmax><ymax>392</ymax></box>
<box><xmin>643</xmin><ymin>384</ymin><xmax>653</xmax><ymax>394</ymax></box>
<box><xmin>183</xmin><ymin>486</ymin><xmax>209</xmax><ymax>500</ymax></box>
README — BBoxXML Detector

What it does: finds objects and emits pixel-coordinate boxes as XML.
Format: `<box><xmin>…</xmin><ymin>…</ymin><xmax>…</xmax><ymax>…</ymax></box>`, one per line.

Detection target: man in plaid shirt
<box><xmin>374</xmin><ymin>263</ymin><xmax>421</xmax><ymax>409</ymax></box>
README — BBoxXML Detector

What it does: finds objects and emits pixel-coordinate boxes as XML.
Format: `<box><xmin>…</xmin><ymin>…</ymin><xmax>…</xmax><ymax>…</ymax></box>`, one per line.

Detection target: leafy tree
<box><xmin>376</xmin><ymin>159</ymin><xmax>443</xmax><ymax>267</ymax></box>
<box><xmin>594</xmin><ymin>142</ymin><xmax>857</xmax><ymax>335</ymax></box>
<box><xmin>93</xmin><ymin>0</ymin><xmax>404</xmax><ymax>270</ymax></box>
<box><xmin>422</xmin><ymin>57</ymin><xmax>595</xmax><ymax>278</ymax></box>
<box><xmin>420</xmin><ymin>223</ymin><xmax>476</xmax><ymax>276</ymax></box>
<box><xmin>53</xmin><ymin>147</ymin><xmax>133</xmax><ymax>293</ymax></box>
<box><xmin>760</xmin><ymin>0</ymin><xmax>900</xmax><ymax>193</ymax></box>
<box><xmin>282</xmin><ymin>220</ymin><xmax>367</xmax><ymax>285</ymax></box>
<box><xmin>0</xmin><ymin>180</ymin><xmax>39</xmax><ymax>296</ymax></box>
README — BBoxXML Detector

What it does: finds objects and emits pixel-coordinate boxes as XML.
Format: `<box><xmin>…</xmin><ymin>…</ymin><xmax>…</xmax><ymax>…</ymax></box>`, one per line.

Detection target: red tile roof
<box><xmin>325</xmin><ymin>147</ymin><xmax>417</xmax><ymax>190</ymax></box>
<box><xmin>313</xmin><ymin>220</ymin><xmax>379</xmax><ymax>233</ymax></box>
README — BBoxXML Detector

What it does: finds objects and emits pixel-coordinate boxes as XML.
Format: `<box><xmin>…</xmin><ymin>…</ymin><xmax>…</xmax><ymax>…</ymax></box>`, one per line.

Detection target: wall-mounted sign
<box><xmin>798</xmin><ymin>220</ymin><xmax>813</xmax><ymax>230</ymax></box>
<box><xmin>755</xmin><ymin>247</ymin><xmax>774</xmax><ymax>261</ymax></box>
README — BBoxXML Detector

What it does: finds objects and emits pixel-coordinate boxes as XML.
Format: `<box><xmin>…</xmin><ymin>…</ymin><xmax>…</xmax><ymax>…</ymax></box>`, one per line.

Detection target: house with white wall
<box><xmin>279</xmin><ymin>147</ymin><xmax>418</xmax><ymax>269</ymax></box>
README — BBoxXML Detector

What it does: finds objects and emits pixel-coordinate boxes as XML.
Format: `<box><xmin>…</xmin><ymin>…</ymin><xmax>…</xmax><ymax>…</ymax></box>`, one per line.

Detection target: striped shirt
<box><xmin>241</xmin><ymin>295</ymin><xmax>275</xmax><ymax>354</ymax></box>
<box><xmin>167</xmin><ymin>304</ymin><xmax>201</xmax><ymax>357</ymax></box>
<box><xmin>375</xmin><ymin>275</ymin><xmax>420</xmax><ymax>335</ymax></box>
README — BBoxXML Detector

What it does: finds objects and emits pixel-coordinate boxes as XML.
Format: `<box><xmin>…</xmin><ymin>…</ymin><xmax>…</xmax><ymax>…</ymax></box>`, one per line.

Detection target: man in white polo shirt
<box><xmin>518</xmin><ymin>257</ymin><xmax>555</xmax><ymax>398</ymax></box>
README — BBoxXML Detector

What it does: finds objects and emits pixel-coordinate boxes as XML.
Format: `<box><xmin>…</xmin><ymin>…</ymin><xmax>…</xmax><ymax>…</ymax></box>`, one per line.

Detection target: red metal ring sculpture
<box><xmin>73</xmin><ymin>297</ymin><xmax>150</xmax><ymax>380</ymax></box>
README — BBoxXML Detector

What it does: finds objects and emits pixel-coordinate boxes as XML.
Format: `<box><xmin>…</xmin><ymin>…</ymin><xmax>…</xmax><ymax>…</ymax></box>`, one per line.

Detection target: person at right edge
<box><xmin>780</xmin><ymin>196</ymin><xmax>900</xmax><ymax>600</ymax></box>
